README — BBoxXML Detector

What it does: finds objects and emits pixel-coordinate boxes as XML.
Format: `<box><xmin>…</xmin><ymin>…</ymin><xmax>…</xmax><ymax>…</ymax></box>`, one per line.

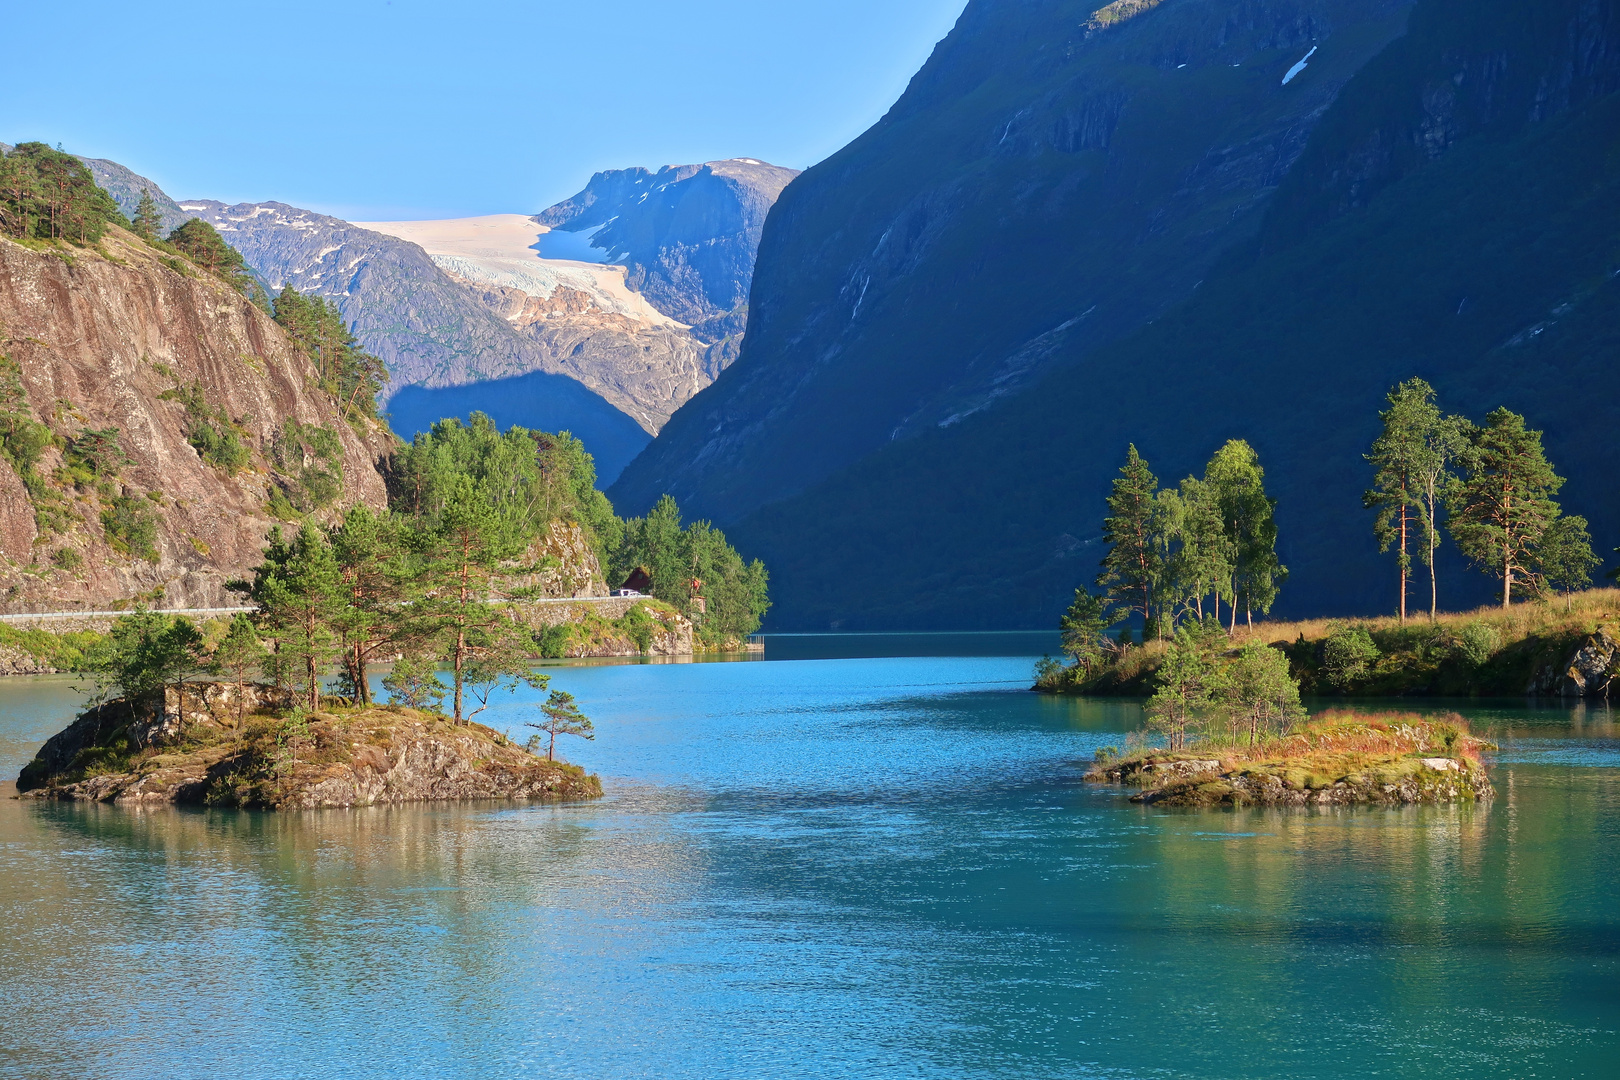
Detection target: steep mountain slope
<box><xmin>537</xmin><ymin>158</ymin><xmax>799</xmax><ymax>336</ymax></box>
<box><xmin>611</xmin><ymin>0</ymin><xmax>1417</xmax><ymax>523</ymax></box>
<box><xmin>720</xmin><ymin>0</ymin><xmax>1620</xmax><ymax>629</ymax></box>
<box><xmin>0</xmin><ymin>227</ymin><xmax>390</xmax><ymax>612</ymax></box>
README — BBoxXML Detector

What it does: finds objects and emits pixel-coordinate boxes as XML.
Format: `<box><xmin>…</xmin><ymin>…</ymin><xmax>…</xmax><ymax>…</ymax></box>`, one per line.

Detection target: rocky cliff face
<box><xmin>0</xmin><ymin>228</ymin><xmax>390</xmax><ymax>612</ymax></box>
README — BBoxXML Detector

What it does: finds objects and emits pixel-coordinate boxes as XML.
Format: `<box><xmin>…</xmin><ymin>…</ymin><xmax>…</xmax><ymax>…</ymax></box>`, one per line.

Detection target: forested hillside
<box><xmin>616</xmin><ymin>0</ymin><xmax>1620</xmax><ymax>630</ymax></box>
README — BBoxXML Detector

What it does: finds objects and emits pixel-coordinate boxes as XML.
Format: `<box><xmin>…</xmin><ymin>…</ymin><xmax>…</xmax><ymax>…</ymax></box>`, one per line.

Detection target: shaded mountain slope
<box><xmin>725</xmin><ymin>0</ymin><xmax>1620</xmax><ymax>629</ymax></box>
<box><xmin>611</xmin><ymin>0</ymin><xmax>1417</xmax><ymax>523</ymax></box>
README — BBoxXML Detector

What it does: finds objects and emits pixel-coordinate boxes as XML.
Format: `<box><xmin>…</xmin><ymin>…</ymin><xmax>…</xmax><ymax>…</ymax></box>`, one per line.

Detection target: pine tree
<box><xmin>327</xmin><ymin>505</ymin><xmax>413</xmax><ymax>705</ymax></box>
<box><xmin>271</xmin><ymin>287</ymin><xmax>387</xmax><ymax>420</ymax></box>
<box><xmin>131</xmin><ymin>189</ymin><xmax>163</xmax><ymax>242</ymax></box>
<box><xmin>1447</xmin><ymin>408</ymin><xmax>1564</xmax><ymax>608</ymax></box>
<box><xmin>382</xmin><ymin>654</ymin><xmax>448</xmax><ymax>712</ymax></box>
<box><xmin>1145</xmin><ymin>619</ymin><xmax>1221</xmax><ymax>751</ymax></box>
<box><xmin>167</xmin><ymin>218</ymin><xmax>236</xmax><ymax>275</ymax></box>
<box><xmin>209</xmin><ymin>613</ymin><xmax>267</xmax><ymax>727</ymax></box>
<box><xmin>89</xmin><ymin>609</ymin><xmax>203</xmax><ymax>728</ymax></box>
<box><xmin>1058</xmin><ymin>589</ymin><xmax>1119</xmax><ymax>676</ymax></box>
<box><xmin>244</xmin><ymin>523</ymin><xmax>343</xmax><ymax>710</ymax></box>
<box><xmin>0</xmin><ymin>143</ymin><xmax>123</xmax><ymax>244</ymax></box>
<box><xmin>1098</xmin><ymin>445</ymin><xmax>1163</xmax><ymax>634</ymax></box>
<box><xmin>525</xmin><ymin>690</ymin><xmax>594</xmax><ymax>761</ymax></box>
<box><xmin>417</xmin><ymin>475</ymin><xmax>523</xmax><ymax>723</ymax></box>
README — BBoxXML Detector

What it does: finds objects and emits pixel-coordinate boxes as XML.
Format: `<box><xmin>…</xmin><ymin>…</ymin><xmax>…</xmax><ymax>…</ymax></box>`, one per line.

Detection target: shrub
<box><xmin>101</xmin><ymin>494</ymin><xmax>159</xmax><ymax>560</ymax></box>
<box><xmin>535</xmin><ymin>623</ymin><xmax>573</xmax><ymax>659</ymax></box>
<box><xmin>619</xmin><ymin>604</ymin><xmax>655</xmax><ymax>654</ymax></box>
<box><xmin>1453</xmin><ymin>622</ymin><xmax>1502</xmax><ymax>668</ymax></box>
<box><xmin>271</xmin><ymin>420</ymin><xmax>343</xmax><ymax>511</ymax></box>
<box><xmin>188</xmin><ymin>417</ymin><xmax>251</xmax><ymax>473</ymax></box>
<box><xmin>50</xmin><ymin>547</ymin><xmax>82</xmax><ymax>570</ymax></box>
<box><xmin>1033</xmin><ymin>655</ymin><xmax>1065</xmax><ymax>689</ymax></box>
<box><xmin>1321</xmin><ymin>623</ymin><xmax>1380</xmax><ymax>690</ymax></box>
<box><xmin>160</xmin><ymin>382</ymin><xmax>251</xmax><ymax>474</ymax></box>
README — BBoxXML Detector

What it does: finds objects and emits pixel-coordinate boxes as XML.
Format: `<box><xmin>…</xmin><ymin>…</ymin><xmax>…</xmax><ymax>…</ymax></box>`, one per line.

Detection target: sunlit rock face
<box><xmin>0</xmin><ymin>228</ymin><xmax>391</xmax><ymax>613</ymax></box>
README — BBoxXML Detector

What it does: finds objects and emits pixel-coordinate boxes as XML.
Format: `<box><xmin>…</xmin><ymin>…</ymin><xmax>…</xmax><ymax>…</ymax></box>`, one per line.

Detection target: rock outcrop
<box><xmin>0</xmin><ymin>228</ymin><xmax>391</xmax><ymax>613</ymax></box>
<box><xmin>1086</xmin><ymin>714</ymin><xmax>1495</xmax><ymax>807</ymax></box>
<box><xmin>1094</xmin><ymin>755</ymin><xmax>1494</xmax><ymax>807</ymax></box>
<box><xmin>17</xmin><ymin>686</ymin><xmax>602</xmax><ymax>809</ymax></box>
<box><xmin>1527</xmin><ymin>627</ymin><xmax>1619</xmax><ymax>698</ymax></box>
<box><xmin>516</xmin><ymin>596</ymin><xmax>695</xmax><ymax>657</ymax></box>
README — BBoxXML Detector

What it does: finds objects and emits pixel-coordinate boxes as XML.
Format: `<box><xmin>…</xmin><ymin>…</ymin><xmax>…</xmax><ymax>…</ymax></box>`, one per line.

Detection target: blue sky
<box><xmin>2</xmin><ymin>0</ymin><xmax>966</xmax><ymax>220</ymax></box>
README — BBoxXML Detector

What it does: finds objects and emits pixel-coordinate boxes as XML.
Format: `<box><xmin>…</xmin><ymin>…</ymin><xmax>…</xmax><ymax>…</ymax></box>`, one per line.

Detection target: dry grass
<box><xmin>1227</xmin><ymin>587</ymin><xmax>1620</xmax><ymax>646</ymax></box>
<box><xmin>1096</xmin><ymin>710</ymin><xmax>1492</xmax><ymax>777</ymax></box>
<box><xmin>1263</xmin><ymin>709</ymin><xmax>1490</xmax><ymax>764</ymax></box>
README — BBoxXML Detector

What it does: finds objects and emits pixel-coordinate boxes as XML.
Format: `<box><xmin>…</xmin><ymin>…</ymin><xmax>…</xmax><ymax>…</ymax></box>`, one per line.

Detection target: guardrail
<box><xmin>0</xmin><ymin>596</ymin><xmax>631</xmax><ymax>622</ymax></box>
<box><xmin>0</xmin><ymin>607</ymin><xmax>258</xmax><ymax>622</ymax></box>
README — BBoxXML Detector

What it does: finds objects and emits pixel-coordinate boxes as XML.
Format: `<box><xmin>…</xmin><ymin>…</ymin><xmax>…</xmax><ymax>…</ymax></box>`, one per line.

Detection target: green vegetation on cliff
<box><xmin>391</xmin><ymin>414</ymin><xmax>769</xmax><ymax>648</ymax></box>
<box><xmin>272</xmin><ymin>287</ymin><xmax>388</xmax><ymax>423</ymax></box>
<box><xmin>0</xmin><ymin>142</ymin><xmax>125</xmax><ymax>244</ymax></box>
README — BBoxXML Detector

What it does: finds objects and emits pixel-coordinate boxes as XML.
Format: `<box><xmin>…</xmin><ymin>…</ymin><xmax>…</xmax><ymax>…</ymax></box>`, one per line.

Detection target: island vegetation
<box><xmin>1039</xmin><ymin>380</ymin><xmax>1604</xmax><ymax>699</ymax></box>
<box><xmin>1089</xmin><ymin>710</ymin><xmax>1494</xmax><ymax>807</ymax></box>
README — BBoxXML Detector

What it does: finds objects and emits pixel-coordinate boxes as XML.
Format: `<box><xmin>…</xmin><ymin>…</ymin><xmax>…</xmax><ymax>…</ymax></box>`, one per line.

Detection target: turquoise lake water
<box><xmin>1</xmin><ymin>643</ymin><xmax>1617</xmax><ymax>1078</ymax></box>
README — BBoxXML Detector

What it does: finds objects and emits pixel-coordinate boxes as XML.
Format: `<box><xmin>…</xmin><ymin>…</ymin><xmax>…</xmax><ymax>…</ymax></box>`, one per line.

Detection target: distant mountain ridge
<box><xmin>168</xmin><ymin>199</ymin><xmax>653</xmax><ymax>482</ymax></box>
<box><xmin>66</xmin><ymin>154</ymin><xmax>795</xmax><ymax>483</ymax></box>
<box><xmin>537</xmin><ymin>158</ymin><xmax>799</xmax><ymax>336</ymax></box>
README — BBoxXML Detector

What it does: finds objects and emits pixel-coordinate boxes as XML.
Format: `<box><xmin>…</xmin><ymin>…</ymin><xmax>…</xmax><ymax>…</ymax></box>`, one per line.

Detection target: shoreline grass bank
<box><xmin>1041</xmin><ymin>588</ymin><xmax>1620</xmax><ymax>698</ymax></box>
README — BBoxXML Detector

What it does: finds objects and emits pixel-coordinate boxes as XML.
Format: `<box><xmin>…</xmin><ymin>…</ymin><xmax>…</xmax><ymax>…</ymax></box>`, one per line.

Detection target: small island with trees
<box><xmin>1042</xmin><ymin>379</ymin><xmax>1611</xmax><ymax>807</ymax></box>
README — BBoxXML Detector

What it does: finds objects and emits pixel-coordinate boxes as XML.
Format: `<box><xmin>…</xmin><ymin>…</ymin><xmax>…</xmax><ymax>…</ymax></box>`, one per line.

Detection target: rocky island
<box><xmin>1087</xmin><ymin>712</ymin><xmax>1494</xmax><ymax>808</ymax></box>
<box><xmin>16</xmin><ymin>682</ymin><xmax>601</xmax><ymax>809</ymax></box>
